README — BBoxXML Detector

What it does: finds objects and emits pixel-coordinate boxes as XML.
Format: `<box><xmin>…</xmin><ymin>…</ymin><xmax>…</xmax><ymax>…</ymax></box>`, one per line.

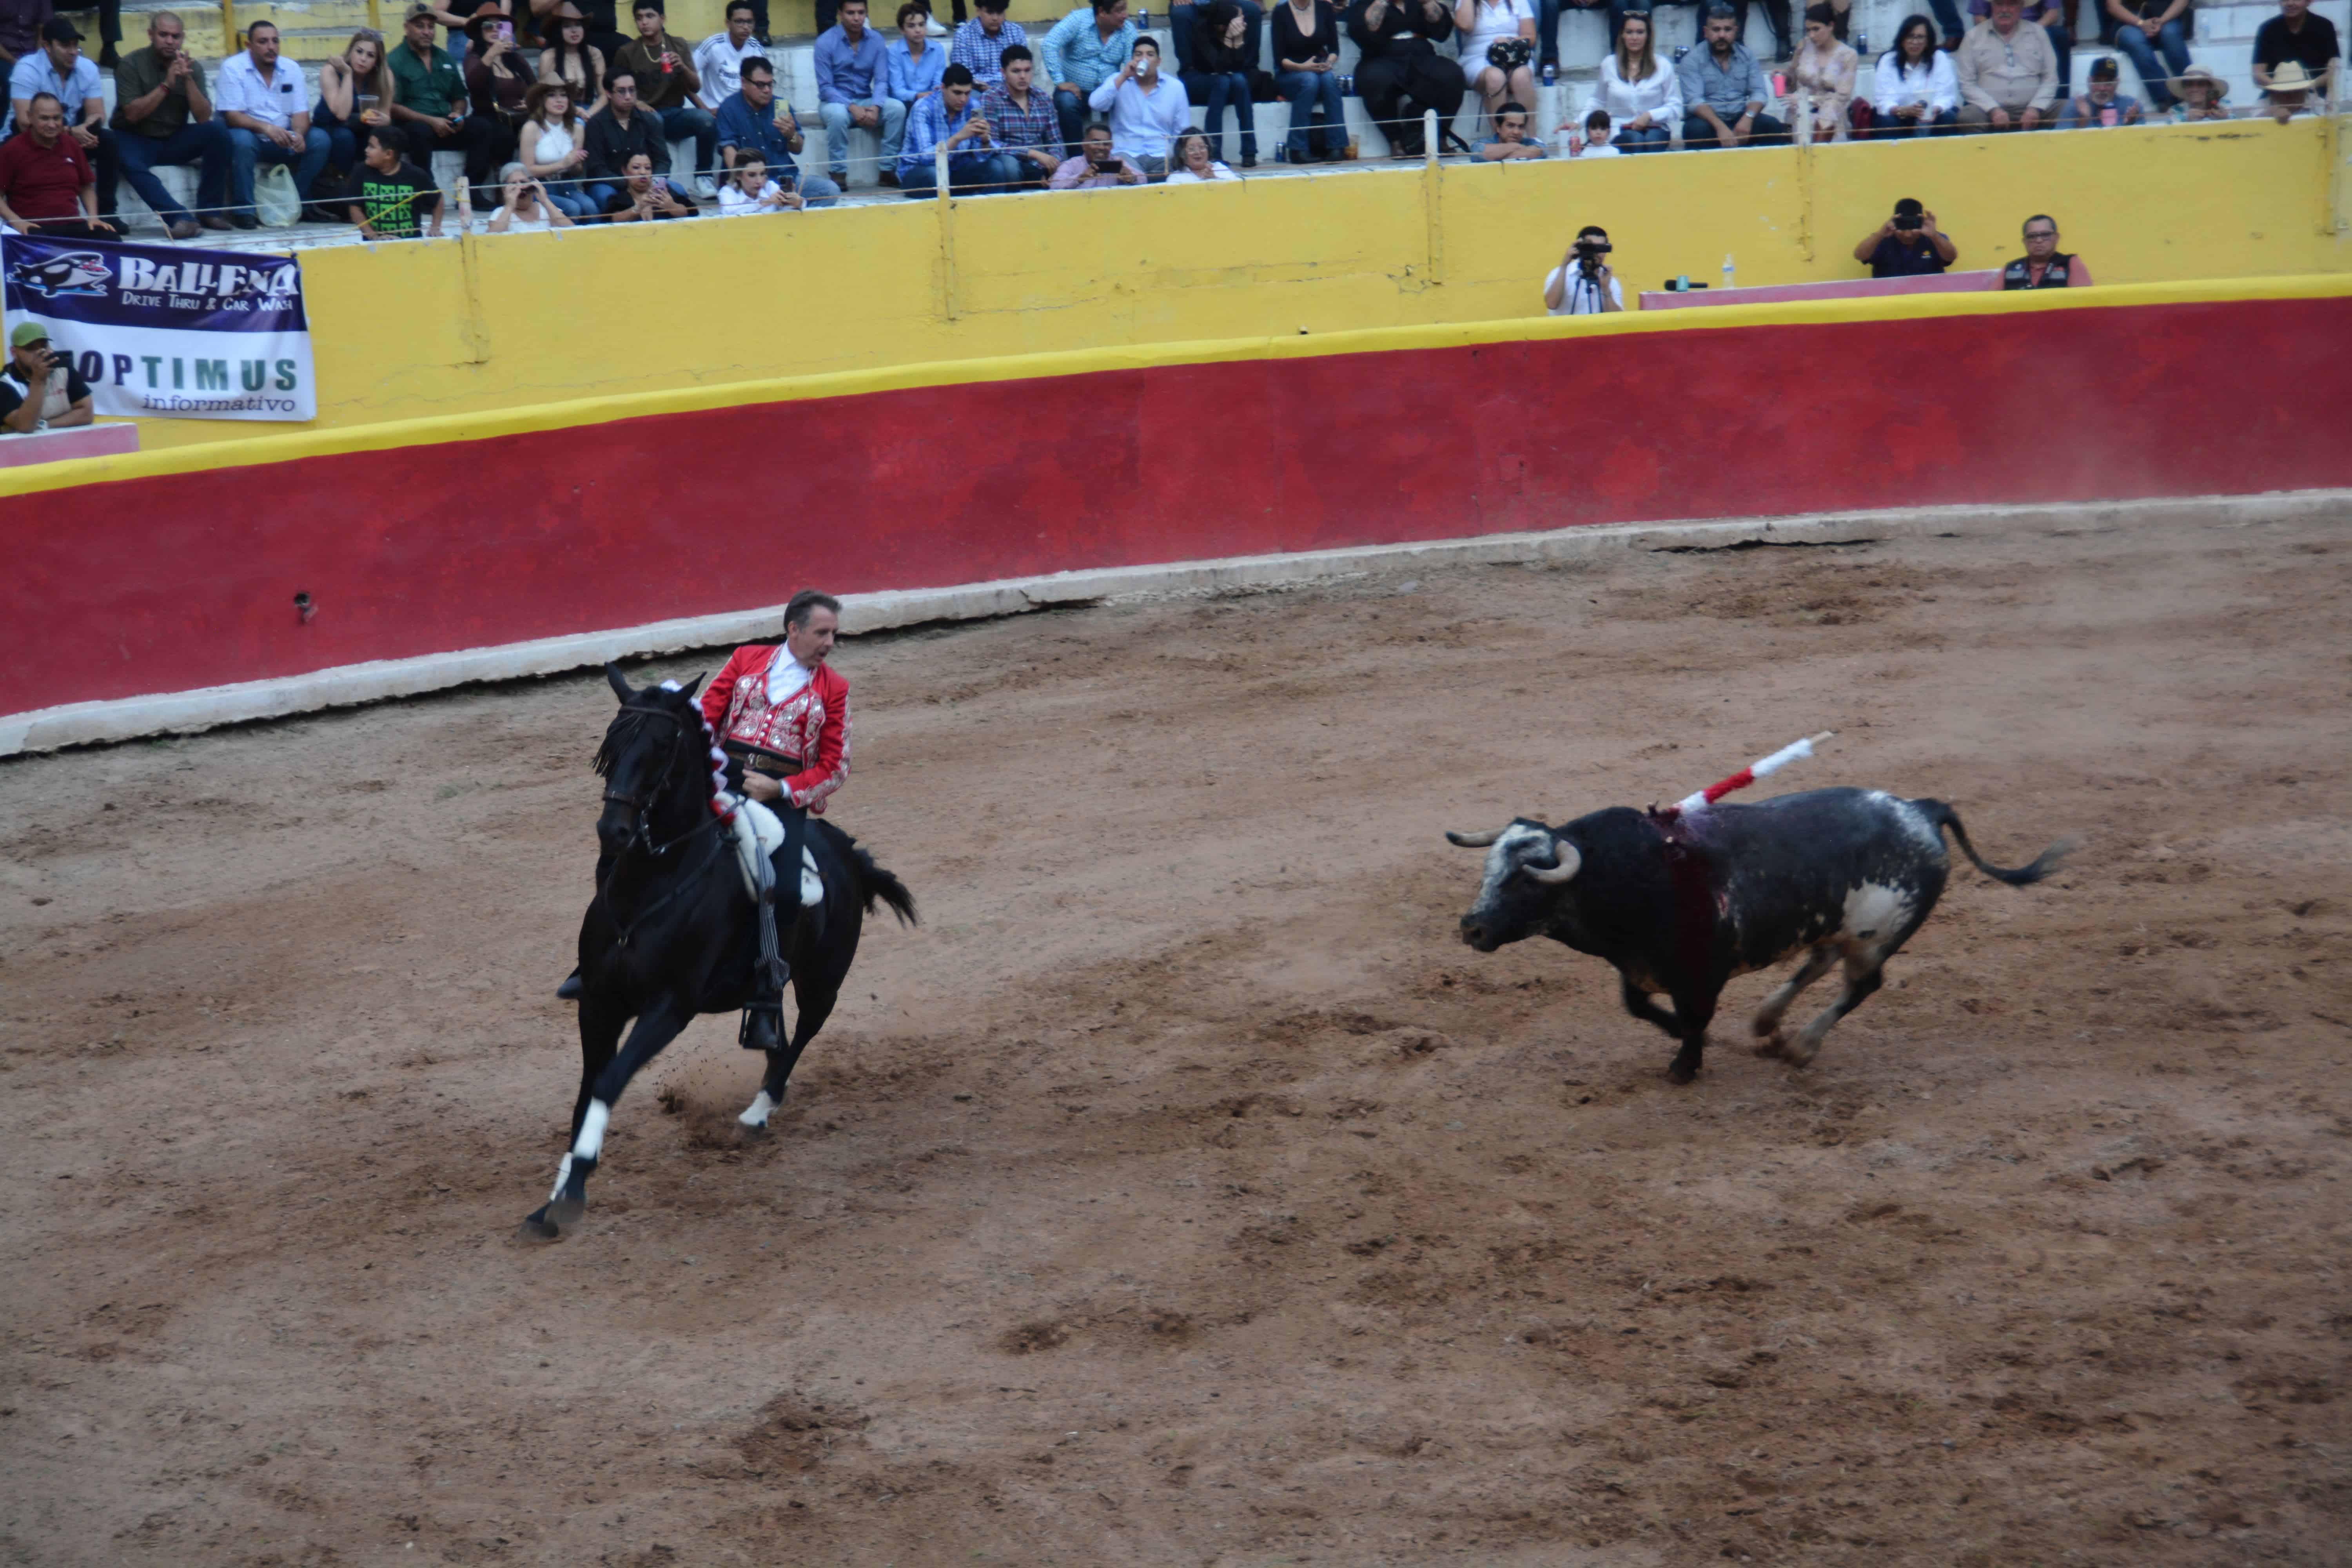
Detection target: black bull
<box><xmin>1448</xmin><ymin>788</ymin><xmax>2073</xmax><ymax>1083</ymax></box>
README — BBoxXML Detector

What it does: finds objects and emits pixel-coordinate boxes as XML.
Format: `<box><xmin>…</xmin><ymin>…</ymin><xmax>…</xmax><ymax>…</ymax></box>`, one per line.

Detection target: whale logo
<box><xmin>9</xmin><ymin>250</ymin><xmax>112</xmax><ymax>299</ymax></box>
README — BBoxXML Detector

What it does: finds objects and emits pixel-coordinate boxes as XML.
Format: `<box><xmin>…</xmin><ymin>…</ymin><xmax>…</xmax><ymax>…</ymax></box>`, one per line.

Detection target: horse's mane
<box><xmin>592</xmin><ymin>695</ymin><xmax>700</xmax><ymax>781</ymax></box>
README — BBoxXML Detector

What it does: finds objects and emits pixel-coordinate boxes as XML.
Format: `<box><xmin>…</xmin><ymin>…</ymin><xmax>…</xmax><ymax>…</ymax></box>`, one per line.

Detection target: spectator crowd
<box><xmin>0</xmin><ymin>0</ymin><xmax>2332</xmax><ymax>238</ymax></box>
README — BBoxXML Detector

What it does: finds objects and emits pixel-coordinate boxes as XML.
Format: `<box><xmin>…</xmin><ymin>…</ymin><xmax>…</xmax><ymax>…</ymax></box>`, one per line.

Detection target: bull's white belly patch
<box><xmin>1841</xmin><ymin>881</ymin><xmax>1913</xmax><ymax>945</ymax></box>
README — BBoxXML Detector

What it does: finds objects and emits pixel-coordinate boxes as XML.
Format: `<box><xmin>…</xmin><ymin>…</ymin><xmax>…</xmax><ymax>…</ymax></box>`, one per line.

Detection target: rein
<box><xmin>593</xmin><ymin>701</ymin><xmax>732</xmax><ymax>947</ymax></box>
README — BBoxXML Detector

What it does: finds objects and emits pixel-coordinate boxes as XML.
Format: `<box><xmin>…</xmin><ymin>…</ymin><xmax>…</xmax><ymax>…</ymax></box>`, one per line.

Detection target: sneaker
<box><xmin>693</xmin><ymin>174</ymin><xmax>717</xmax><ymax>199</ymax></box>
<box><xmin>924</xmin><ymin>11</ymin><xmax>947</xmax><ymax>33</ymax></box>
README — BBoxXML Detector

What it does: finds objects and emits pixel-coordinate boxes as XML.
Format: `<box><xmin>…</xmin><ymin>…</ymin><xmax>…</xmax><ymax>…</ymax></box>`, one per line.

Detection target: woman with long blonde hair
<box><xmin>314</xmin><ymin>28</ymin><xmax>397</xmax><ymax>182</ymax></box>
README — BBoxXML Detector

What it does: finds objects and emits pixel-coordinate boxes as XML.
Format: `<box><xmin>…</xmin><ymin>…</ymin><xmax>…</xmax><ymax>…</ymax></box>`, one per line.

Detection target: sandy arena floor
<box><xmin>3</xmin><ymin>512</ymin><xmax>2349</xmax><ymax>1566</ymax></box>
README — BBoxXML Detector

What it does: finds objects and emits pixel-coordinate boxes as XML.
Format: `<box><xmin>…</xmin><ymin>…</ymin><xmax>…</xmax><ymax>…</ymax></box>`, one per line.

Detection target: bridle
<box><xmin>593</xmin><ymin>700</ymin><xmax>727</xmax><ymax>947</ymax></box>
<box><xmin>597</xmin><ymin>704</ymin><xmax>719</xmax><ymax>859</ymax></box>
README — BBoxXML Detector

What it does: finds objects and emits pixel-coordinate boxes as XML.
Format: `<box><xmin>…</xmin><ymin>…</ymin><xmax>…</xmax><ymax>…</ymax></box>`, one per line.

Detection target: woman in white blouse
<box><xmin>486</xmin><ymin>163</ymin><xmax>575</xmax><ymax>232</ymax></box>
<box><xmin>1455</xmin><ymin>0</ymin><xmax>1538</xmax><ymax>121</ymax></box>
<box><xmin>1784</xmin><ymin>4</ymin><xmax>1857</xmax><ymax>140</ymax></box>
<box><xmin>1869</xmin><ymin>13</ymin><xmax>1958</xmax><ymax>135</ymax></box>
<box><xmin>1578</xmin><ymin>10</ymin><xmax>1679</xmax><ymax>151</ymax></box>
<box><xmin>1165</xmin><ymin>129</ymin><xmax>1241</xmax><ymax>182</ymax></box>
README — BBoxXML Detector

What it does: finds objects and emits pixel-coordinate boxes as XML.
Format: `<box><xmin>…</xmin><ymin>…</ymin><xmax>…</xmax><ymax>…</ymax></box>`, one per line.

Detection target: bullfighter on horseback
<box><xmin>702</xmin><ymin>588</ymin><xmax>851</xmax><ymax>1053</ymax></box>
<box><xmin>555</xmin><ymin>588</ymin><xmax>849</xmax><ymax>1054</ymax></box>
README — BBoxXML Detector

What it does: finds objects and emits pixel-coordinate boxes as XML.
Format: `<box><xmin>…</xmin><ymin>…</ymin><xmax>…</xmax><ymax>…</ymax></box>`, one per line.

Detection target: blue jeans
<box><xmin>1614</xmin><ymin>123</ymin><xmax>1672</xmax><ymax>151</ymax></box>
<box><xmin>1874</xmin><ymin>104</ymin><xmax>1954</xmax><ymax>135</ymax></box>
<box><xmin>898</xmin><ymin>151</ymin><xmax>1023</xmax><ymax>196</ymax></box>
<box><xmin>228</xmin><ymin>125</ymin><xmax>330</xmax><ymax>219</ymax></box>
<box><xmin>1276</xmin><ymin>68</ymin><xmax>1347</xmax><ymax>158</ymax></box>
<box><xmin>585</xmin><ymin>178</ymin><xmax>693</xmax><ymax>208</ymax></box>
<box><xmin>1926</xmin><ymin>0</ymin><xmax>1965</xmax><ymax>42</ymax></box>
<box><xmin>1199</xmin><ymin>70</ymin><xmax>1256</xmax><ymax>160</ymax></box>
<box><xmin>541</xmin><ymin>180</ymin><xmax>599</xmax><ymax>218</ymax></box>
<box><xmin>1530</xmin><ymin>0</ymin><xmax>1561</xmax><ymax>69</ymax></box>
<box><xmin>116</xmin><ymin>119</ymin><xmax>229</xmax><ymax>225</ymax></box>
<box><xmin>1053</xmin><ymin>86</ymin><xmax>1091</xmax><ymax>156</ymax></box>
<box><xmin>782</xmin><ymin>171</ymin><xmax>844</xmax><ymax>205</ymax></box>
<box><xmin>658</xmin><ymin>103</ymin><xmax>719</xmax><ymax>181</ymax></box>
<box><xmin>2106</xmin><ymin>16</ymin><xmax>2190</xmax><ymax>106</ymax></box>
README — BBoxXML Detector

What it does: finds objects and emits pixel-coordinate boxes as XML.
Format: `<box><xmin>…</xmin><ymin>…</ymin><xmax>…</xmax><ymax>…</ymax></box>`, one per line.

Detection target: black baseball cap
<box><xmin>40</xmin><ymin>17</ymin><xmax>83</xmax><ymax>42</ymax></box>
<box><xmin>1892</xmin><ymin>196</ymin><xmax>1923</xmax><ymax>218</ymax></box>
<box><xmin>2087</xmin><ymin>56</ymin><xmax>2119</xmax><ymax>80</ymax></box>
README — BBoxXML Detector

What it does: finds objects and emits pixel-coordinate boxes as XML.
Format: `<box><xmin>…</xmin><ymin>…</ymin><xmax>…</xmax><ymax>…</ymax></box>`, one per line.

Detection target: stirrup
<box><xmin>740</xmin><ymin>1000</ymin><xmax>784</xmax><ymax>1052</ymax></box>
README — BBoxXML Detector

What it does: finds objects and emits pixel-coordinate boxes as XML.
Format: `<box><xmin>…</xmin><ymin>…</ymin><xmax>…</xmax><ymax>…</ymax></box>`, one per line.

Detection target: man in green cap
<box><xmin>0</xmin><ymin>321</ymin><xmax>95</xmax><ymax>433</ymax></box>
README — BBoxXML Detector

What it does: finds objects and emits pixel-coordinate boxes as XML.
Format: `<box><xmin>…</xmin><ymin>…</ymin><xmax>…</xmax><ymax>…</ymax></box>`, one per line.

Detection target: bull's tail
<box><xmin>1915</xmin><ymin>800</ymin><xmax>2077</xmax><ymax>886</ymax></box>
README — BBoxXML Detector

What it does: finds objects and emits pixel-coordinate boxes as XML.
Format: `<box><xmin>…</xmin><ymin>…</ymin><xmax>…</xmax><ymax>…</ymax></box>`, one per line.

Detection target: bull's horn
<box><xmin>1445</xmin><ymin>828</ymin><xmax>1504</xmax><ymax>848</ymax></box>
<box><xmin>1527</xmin><ymin>841</ymin><xmax>1582</xmax><ymax>884</ymax></box>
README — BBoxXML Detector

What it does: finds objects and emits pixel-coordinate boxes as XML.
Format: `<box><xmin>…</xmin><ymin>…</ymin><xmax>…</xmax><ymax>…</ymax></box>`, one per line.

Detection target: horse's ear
<box><xmin>605</xmin><ymin>663</ymin><xmax>635</xmax><ymax>703</ymax></box>
<box><xmin>677</xmin><ymin>671</ymin><xmax>704</xmax><ymax>701</ymax></box>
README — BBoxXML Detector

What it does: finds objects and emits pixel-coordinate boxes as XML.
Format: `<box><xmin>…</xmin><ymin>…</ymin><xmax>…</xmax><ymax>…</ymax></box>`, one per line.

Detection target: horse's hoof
<box><xmin>546</xmin><ymin>1195</ymin><xmax>587</xmax><ymax>1232</ymax></box>
<box><xmin>738</xmin><ymin>1119</ymin><xmax>771</xmax><ymax>1141</ymax></box>
<box><xmin>1666</xmin><ymin>1062</ymin><xmax>1699</xmax><ymax>1085</ymax></box>
<box><xmin>1753</xmin><ymin>1030</ymin><xmax>1787</xmax><ymax>1059</ymax></box>
<box><xmin>515</xmin><ymin>1206</ymin><xmax>564</xmax><ymax>1243</ymax></box>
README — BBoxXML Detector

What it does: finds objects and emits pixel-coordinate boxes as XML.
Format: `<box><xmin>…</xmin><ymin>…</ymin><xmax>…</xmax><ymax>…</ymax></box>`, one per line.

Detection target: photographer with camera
<box><xmin>1854</xmin><ymin>196</ymin><xmax>1956</xmax><ymax>276</ymax></box>
<box><xmin>1543</xmin><ymin>224</ymin><xmax>1624</xmax><ymax>315</ymax></box>
<box><xmin>0</xmin><ymin>323</ymin><xmax>94</xmax><ymax>435</ymax></box>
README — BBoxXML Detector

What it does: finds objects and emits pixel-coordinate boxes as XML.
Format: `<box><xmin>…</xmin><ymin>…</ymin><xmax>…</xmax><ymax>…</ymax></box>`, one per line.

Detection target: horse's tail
<box><xmin>813</xmin><ymin>820</ymin><xmax>918</xmax><ymax>926</ymax></box>
<box><xmin>853</xmin><ymin>850</ymin><xmax>918</xmax><ymax>927</ymax></box>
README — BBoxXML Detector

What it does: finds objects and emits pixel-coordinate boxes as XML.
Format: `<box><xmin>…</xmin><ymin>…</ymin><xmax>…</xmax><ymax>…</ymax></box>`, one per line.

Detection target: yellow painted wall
<box><xmin>130</xmin><ymin>115</ymin><xmax>2346</xmax><ymax>453</ymax></box>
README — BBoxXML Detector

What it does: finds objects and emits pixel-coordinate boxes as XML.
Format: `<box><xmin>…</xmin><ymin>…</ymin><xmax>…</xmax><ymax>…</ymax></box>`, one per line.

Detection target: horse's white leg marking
<box><xmin>739</xmin><ymin>1090</ymin><xmax>777</xmax><ymax>1129</ymax></box>
<box><xmin>546</xmin><ymin>1151</ymin><xmax>574</xmax><ymax>1203</ymax></box>
<box><xmin>572</xmin><ymin>1099</ymin><xmax>611</xmax><ymax>1162</ymax></box>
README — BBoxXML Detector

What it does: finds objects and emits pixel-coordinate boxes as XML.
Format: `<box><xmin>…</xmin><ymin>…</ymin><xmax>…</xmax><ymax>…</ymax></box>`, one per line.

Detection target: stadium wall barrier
<box><xmin>4</xmin><ymin>274</ymin><xmax>2348</xmax><ymax>751</ymax></box>
<box><xmin>103</xmin><ymin>115</ymin><xmax>2352</xmax><ymax>455</ymax></box>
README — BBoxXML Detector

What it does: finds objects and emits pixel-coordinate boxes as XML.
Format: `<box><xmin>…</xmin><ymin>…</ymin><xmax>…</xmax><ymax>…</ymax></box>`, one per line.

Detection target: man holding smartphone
<box><xmin>714</xmin><ymin>56</ymin><xmax>842</xmax><ymax>203</ymax></box>
<box><xmin>0</xmin><ymin>322</ymin><xmax>95</xmax><ymax>433</ymax></box>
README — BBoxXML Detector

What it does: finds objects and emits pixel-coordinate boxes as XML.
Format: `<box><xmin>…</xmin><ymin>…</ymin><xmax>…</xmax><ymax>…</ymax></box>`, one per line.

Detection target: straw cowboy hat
<box><xmin>2263</xmin><ymin>60</ymin><xmax>2319</xmax><ymax>95</ymax></box>
<box><xmin>2168</xmin><ymin>64</ymin><xmax>2228</xmax><ymax>99</ymax></box>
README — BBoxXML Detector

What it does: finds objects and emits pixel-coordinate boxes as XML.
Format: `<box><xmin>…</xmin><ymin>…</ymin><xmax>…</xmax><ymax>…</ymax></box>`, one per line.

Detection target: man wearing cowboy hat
<box><xmin>2259</xmin><ymin>58</ymin><xmax>2322</xmax><ymax>119</ymax></box>
<box><xmin>1995</xmin><ymin>212</ymin><xmax>2092</xmax><ymax>289</ymax></box>
<box><xmin>2163</xmin><ymin>63</ymin><xmax>2230</xmax><ymax>120</ymax></box>
<box><xmin>2252</xmin><ymin>0</ymin><xmax>2336</xmax><ymax>97</ymax></box>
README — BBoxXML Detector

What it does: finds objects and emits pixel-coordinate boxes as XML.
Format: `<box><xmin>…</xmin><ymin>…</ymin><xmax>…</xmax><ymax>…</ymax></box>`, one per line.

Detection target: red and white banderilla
<box><xmin>1656</xmin><ymin>731</ymin><xmax>1836</xmax><ymax>821</ymax></box>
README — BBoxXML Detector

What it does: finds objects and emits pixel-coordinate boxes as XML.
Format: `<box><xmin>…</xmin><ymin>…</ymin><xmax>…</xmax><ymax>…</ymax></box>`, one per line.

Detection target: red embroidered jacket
<box><xmin>700</xmin><ymin>644</ymin><xmax>851</xmax><ymax>813</ymax></box>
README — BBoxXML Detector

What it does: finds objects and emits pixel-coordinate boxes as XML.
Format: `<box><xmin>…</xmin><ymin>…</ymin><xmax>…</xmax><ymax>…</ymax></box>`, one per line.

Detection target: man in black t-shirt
<box><xmin>2252</xmin><ymin>0</ymin><xmax>2339</xmax><ymax>94</ymax></box>
<box><xmin>1854</xmin><ymin>198</ymin><xmax>1958</xmax><ymax>279</ymax></box>
<box><xmin>0</xmin><ymin>321</ymin><xmax>95</xmax><ymax>433</ymax></box>
<box><xmin>340</xmin><ymin>123</ymin><xmax>444</xmax><ymax>239</ymax></box>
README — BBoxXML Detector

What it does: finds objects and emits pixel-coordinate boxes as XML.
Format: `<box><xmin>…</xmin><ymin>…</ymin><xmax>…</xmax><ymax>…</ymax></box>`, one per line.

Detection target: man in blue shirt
<box><xmin>898</xmin><ymin>61</ymin><xmax>1022</xmax><ymax>196</ymax></box>
<box><xmin>1040</xmin><ymin>0</ymin><xmax>1136</xmax><ymax>154</ymax></box>
<box><xmin>1677</xmin><ymin>3</ymin><xmax>1786</xmax><ymax>147</ymax></box>
<box><xmin>715</xmin><ymin>56</ymin><xmax>843</xmax><ymax>204</ymax></box>
<box><xmin>814</xmin><ymin>0</ymin><xmax>906</xmax><ymax>186</ymax></box>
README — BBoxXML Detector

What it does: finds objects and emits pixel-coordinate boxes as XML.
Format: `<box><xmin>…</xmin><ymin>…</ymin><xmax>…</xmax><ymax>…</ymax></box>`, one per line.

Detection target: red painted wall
<box><xmin>7</xmin><ymin>293</ymin><xmax>2349</xmax><ymax>717</ymax></box>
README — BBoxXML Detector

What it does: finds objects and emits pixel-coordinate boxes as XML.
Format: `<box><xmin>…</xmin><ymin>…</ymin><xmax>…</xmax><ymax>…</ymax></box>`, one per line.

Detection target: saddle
<box><xmin>725</xmin><ymin>796</ymin><xmax>825</xmax><ymax>910</ymax></box>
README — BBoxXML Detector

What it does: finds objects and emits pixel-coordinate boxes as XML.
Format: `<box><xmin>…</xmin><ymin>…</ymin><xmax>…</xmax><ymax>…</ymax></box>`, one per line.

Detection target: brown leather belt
<box><xmin>724</xmin><ymin>742</ymin><xmax>804</xmax><ymax>779</ymax></box>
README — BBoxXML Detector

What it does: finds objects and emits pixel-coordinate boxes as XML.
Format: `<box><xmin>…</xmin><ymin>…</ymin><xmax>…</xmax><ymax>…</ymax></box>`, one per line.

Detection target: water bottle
<box><xmin>1722</xmin><ymin>253</ymin><xmax>1735</xmax><ymax>290</ymax></box>
<box><xmin>1542</xmin><ymin>62</ymin><xmax>1557</xmax><ymax>85</ymax></box>
<box><xmin>1852</xmin><ymin>27</ymin><xmax>1867</xmax><ymax>54</ymax></box>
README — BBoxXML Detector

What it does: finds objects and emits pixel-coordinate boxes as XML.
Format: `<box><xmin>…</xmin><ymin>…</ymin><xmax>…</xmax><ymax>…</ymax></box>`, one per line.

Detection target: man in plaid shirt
<box><xmin>950</xmin><ymin>0</ymin><xmax>1028</xmax><ymax>85</ymax></box>
<box><xmin>981</xmin><ymin>44</ymin><xmax>1061</xmax><ymax>184</ymax></box>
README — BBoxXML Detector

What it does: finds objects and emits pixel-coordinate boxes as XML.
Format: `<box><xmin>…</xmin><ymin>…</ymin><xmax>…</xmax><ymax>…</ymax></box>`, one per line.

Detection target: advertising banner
<box><xmin>0</xmin><ymin>235</ymin><xmax>314</xmax><ymax>421</ymax></box>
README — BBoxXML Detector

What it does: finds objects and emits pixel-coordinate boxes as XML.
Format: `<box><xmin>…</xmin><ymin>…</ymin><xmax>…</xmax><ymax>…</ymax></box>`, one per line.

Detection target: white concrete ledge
<box><xmin>4</xmin><ymin>487</ymin><xmax>2343</xmax><ymax>757</ymax></box>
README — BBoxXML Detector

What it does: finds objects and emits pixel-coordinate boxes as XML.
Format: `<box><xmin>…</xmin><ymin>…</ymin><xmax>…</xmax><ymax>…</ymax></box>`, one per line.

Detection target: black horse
<box><xmin>522</xmin><ymin>666</ymin><xmax>916</xmax><ymax>1240</ymax></box>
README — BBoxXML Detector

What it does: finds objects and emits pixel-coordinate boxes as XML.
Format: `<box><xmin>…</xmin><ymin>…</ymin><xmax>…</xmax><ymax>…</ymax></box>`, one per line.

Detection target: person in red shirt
<box><xmin>698</xmin><ymin>589</ymin><xmax>850</xmax><ymax>1052</ymax></box>
<box><xmin>0</xmin><ymin>92</ymin><xmax>118</xmax><ymax>238</ymax></box>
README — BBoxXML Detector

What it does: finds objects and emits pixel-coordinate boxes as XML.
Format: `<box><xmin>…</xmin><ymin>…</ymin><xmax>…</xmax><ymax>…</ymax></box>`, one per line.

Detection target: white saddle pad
<box><xmin>725</xmin><ymin>797</ymin><xmax>824</xmax><ymax>908</ymax></box>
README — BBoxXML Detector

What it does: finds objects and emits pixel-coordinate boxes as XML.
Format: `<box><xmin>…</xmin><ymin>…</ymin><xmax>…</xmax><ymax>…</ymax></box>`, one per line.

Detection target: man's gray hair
<box><xmin>785</xmin><ymin>589</ymin><xmax>842</xmax><ymax>631</ymax></box>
